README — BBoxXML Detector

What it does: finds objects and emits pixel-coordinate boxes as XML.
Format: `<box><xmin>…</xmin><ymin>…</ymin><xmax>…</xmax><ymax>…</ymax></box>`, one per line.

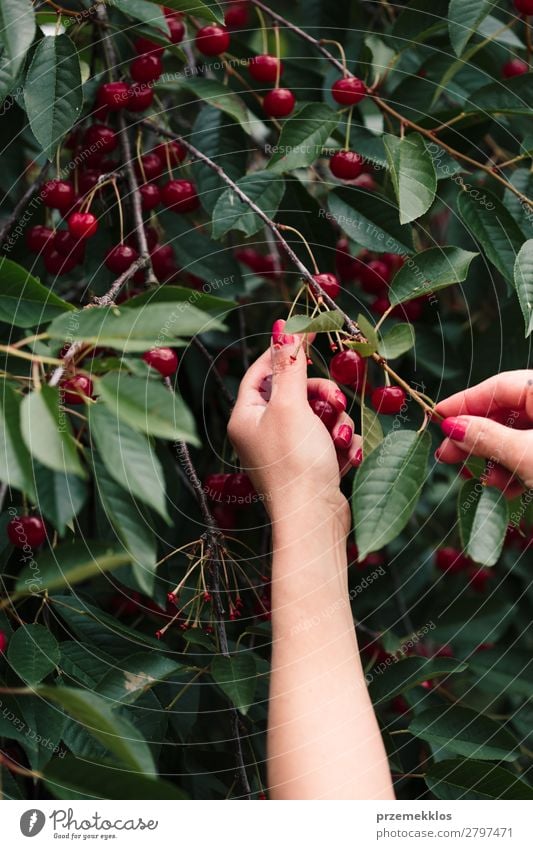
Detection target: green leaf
<box><xmin>459</xmin><ymin>485</ymin><xmax>509</xmax><ymax>566</ymax></box>
<box><xmin>378</xmin><ymin>323</ymin><xmax>415</xmax><ymax>359</ymax></box>
<box><xmin>93</xmin><ymin>454</ymin><xmax>158</xmax><ymax>596</ymax></box>
<box><xmin>369</xmin><ymin>657</ymin><xmax>467</xmax><ymax>704</ymax></box>
<box><xmin>514</xmin><ymin>239</ymin><xmax>533</xmax><ymax>337</ymax></box>
<box><xmin>146</xmin><ymin>0</ymin><xmax>223</xmax><ymax>24</ymax></box>
<box><xmin>164</xmin><ymin>77</ymin><xmax>249</xmax><ymax>131</ymax></box>
<box><xmin>345</xmin><ymin>340</ymin><xmax>377</xmax><ymax>357</ymax></box>
<box><xmin>383</xmin><ymin>133</ymin><xmax>437</xmax><ymax>224</ymax></box>
<box><xmin>96</xmin><ymin>653</ymin><xmax>182</xmax><ymax>705</ymax></box>
<box><xmin>125</xmin><ymin>284</ymin><xmax>235</xmax><ymax>315</ymax></box>
<box><xmin>353</xmin><ymin>431</ymin><xmax>431</xmax><ymax>558</ymax></box>
<box><xmin>20</xmin><ymin>384</ymin><xmax>86</xmax><ymax>478</ymax></box>
<box><xmin>0</xmin><ymin>0</ymin><xmax>35</xmax><ymax>75</ymax></box>
<box><xmin>0</xmin><ymin>383</ymin><xmax>35</xmax><ymax>499</ymax></box>
<box><xmin>357</xmin><ymin>314</ymin><xmax>379</xmax><ymax>350</ymax></box>
<box><xmin>409</xmin><ymin>706</ymin><xmax>519</xmax><ymax>762</ymax></box>
<box><xmin>7</xmin><ymin>624</ymin><xmax>60</xmax><ymax>686</ymax></box>
<box><xmin>468</xmin><ymin>649</ymin><xmax>533</xmax><ymax>698</ymax></box>
<box><xmin>267</xmin><ymin>103</ymin><xmax>339</xmax><ymax>173</ymax></box>
<box><xmin>466</xmin><ymin>72</ymin><xmax>533</xmax><ymax>116</ymax></box>
<box><xmin>457</xmin><ymin>190</ymin><xmax>525</xmax><ymax>285</ymax></box>
<box><xmin>390</xmin><ymin>0</ymin><xmax>449</xmax><ymax>51</ymax></box>
<box><xmin>33</xmin><ymin>463</ymin><xmax>87</xmax><ymax>535</ymax></box>
<box><xmin>426</xmin><ymin>759</ymin><xmax>533</xmax><ymax>800</ymax></box>
<box><xmin>51</xmin><ymin>595</ymin><xmax>162</xmax><ymax>653</ymax></box>
<box><xmin>0</xmin><ymin>257</ymin><xmax>74</xmax><ymax>328</ymax></box>
<box><xmin>448</xmin><ymin>0</ymin><xmax>495</xmax><ymax>56</ymax></box>
<box><xmin>89</xmin><ymin>403</ymin><xmax>169</xmax><ymax>523</ymax></box>
<box><xmin>15</xmin><ymin>542</ymin><xmax>132</xmax><ymax>596</ymax></box>
<box><xmin>111</xmin><ymin>0</ymin><xmax>169</xmax><ymax>33</ymax></box>
<box><xmin>212</xmin><ymin>171</ymin><xmax>285</xmax><ymax>239</ymax></box>
<box><xmin>192</xmin><ymin>107</ymin><xmax>247</xmax><ymax>215</ymax></box>
<box><xmin>23</xmin><ymin>35</ymin><xmax>83</xmax><ymax>160</ymax></box>
<box><xmin>211</xmin><ymin>654</ymin><xmax>257</xmax><ymax>715</ymax></box>
<box><xmin>361</xmin><ymin>403</ymin><xmax>384</xmax><ymax>456</ymax></box>
<box><xmin>96</xmin><ymin>373</ymin><xmax>199</xmax><ymax>444</ymax></box>
<box><xmin>47</xmin><ymin>303</ymin><xmax>224</xmax><ymax>352</ymax></box>
<box><xmin>389</xmin><ymin>246</ymin><xmax>478</xmax><ymax>305</ymax></box>
<box><xmin>36</xmin><ymin>687</ymin><xmax>155</xmax><ymax>774</ymax></box>
<box><xmin>44</xmin><ymin>756</ymin><xmax>187</xmax><ymax>801</ymax></box>
<box><xmin>284</xmin><ymin>311</ymin><xmax>344</xmax><ymax>334</ymax></box>
<box><xmin>328</xmin><ymin>188</ymin><xmax>414</xmax><ymax>255</ymax></box>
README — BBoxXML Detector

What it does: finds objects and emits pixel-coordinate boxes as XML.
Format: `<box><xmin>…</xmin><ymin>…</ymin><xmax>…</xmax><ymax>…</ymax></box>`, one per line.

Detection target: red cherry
<box><xmin>263</xmin><ymin>88</ymin><xmax>295</xmax><ymax>118</ymax></box>
<box><xmin>382</xmin><ymin>252</ymin><xmax>405</xmax><ymax>274</ymax></box>
<box><xmin>154</xmin><ymin>141</ymin><xmax>187</xmax><ymax>165</ymax></box>
<box><xmin>225</xmin><ymin>473</ymin><xmax>255</xmax><ymax>502</ymax></box>
<box><xmin>151</xmin><ymin>244</ymin><xmax>177</xmax><ymax>280</ymax></box>
<box><xmin>26</xmin><ymin>225</ymin><xmax>53</xmax><ymax>253</ymax></box>
<box><xmin>204</xmin><ymin>473</ymin><xmax>232</xmax><ymax>501</ymax></box>
<box><xmin>309</xmin><ymin>398</ymin><xmax>337</xmax><ymax>431</ymax></box>
<box><xmin>97</xmin><ymin>82</ymin><xmax>130</xmax><ymax>111</ymax></box>
<box><xmin>335</xmin><ymin>237</ymin><xmax>354</xmax><ymax>279</ymax></box>
<box><xmin>130</xmin><ymin>54</ymin><xmax>163</xmax><ymax>83</ymax></box>
<box><xmin>135</xmin><ymin>152</ymin><xmax>164</xmax><ymax>182</ymax></box>
<box><xmin>394</xmin><ymin>298</ymin><xmax>424</xmax><ymax>322</ymax></box>
<box><xmin>106</xmin><ymin>244</ymin><xmax>139</xmax><ymax>274</ymax></box>
<box><xmin>358</xmin><ymin>259</ymin><xmax>391</xmax><ymax>294</ymax></box>
<box><xmin>225</xmin><ymin>3</ymin><xmax>249</xmax><ymax>27</ymax></box>
<box><xmin>139</xmin><ymin>183</ymin><xmax>161</xmax><ymax>211</ymax></box>
<box><xmin>330</xmin><ymin>350</ymin><xmax>365</xmax><ymax>387</ymax></box>
<box><xmin>0</xmin><ymin>631</ymin><xmax>6</xmax><ymax>653</ymax></box>
<box><xmin>249</xmin><ymin>54</ymin><xmax>283</xmax><ymax>83</ymax></box>
<box><xmin>470</xmin><ymin>567</ymin><xmax>492</xmax><ymax>593</ymax></box>
<box><xmin>54</xmin><ymin>230</ymin><xmax>85</xmax><ymax>261</ymax></box>
<box><xmin>134</xmin><ymin>36</ymin><xmax>165</xmax><ymax>57</ymax></box>
<box><xmin>390</xmin><ymin>696</ymin><xmax>410</xmax><ymax>715</ymax></box>
<box><xmin>60</xmin><ymin>374</ymin><xmax>94</xmax><ymax>404</ymax></box>
<box><xmin>44</xmin><ymin>248</ymin><xmax>78</xmax><ymax>275</ymax></box>
<box><xmin>143</xmin><ymin>347</ymin><xmax>179</xmax><ymax>376</ymax></box>
<box><xmin>128</xmin><ymin>83</ymin><xmax>154</xmax><ymax>112</ymax></box>
<box><xmin>330</xmin><ymin>150</ymin><xmax>364</xmax><ymax>180</ymax></box>
<box><xmin>161</xmin><ymin>179</ymin><xmax>199</xmax><ymax>213</ymax></box>
<box><xmin>195</xmin><ymin>24</ymin><xmax>230</xmax><ymax>56</ymax></box>
<box><xmin>312</xmin><ymin>272</ymin><xmax>341</xmax><ymax>300</ymax></box>
<box><xmin>370</xmin><ymin>294</ymin><xmax>391</xmax><ymax>316</ymax></box>
<box><xmin>42</xmin><ymin>180</ymin><xmax>76</xmax><ymax>213</ymax></box>
<box><xmin>7</xmin><ymin>516</ymin><xmax>47</xmax><ymax>549</ymax></box>
<box><xmin>436</xmin><ymin>547</ymin><xmax>469</xmax><ymax>574</ymax></box>
<box><xmin>331</xmin><ymin>76</ymin><xmax>367</xmax><ymax>105</ymax></box>
<box><xmin>78</xmin><ymin>169</ymin><xmax>102</xmax><ymax>196</ymax></box>
<box><xmin>502</xmin><ymin>58</ymin><xmax>529</xmax><ymax>77</ymax></box>
<box><xmin>166</xmin><ymin>13</ymin><xmax>185</xmax><ymax>43</ymax></box>
<box><xmin>212</xmin><ymin>504</ymin><xmax>238</xmax><ymax>530</ymax></box>
<box><xmin>83</xmin><ymin>123</ymin><xmax>118</xmax><ymax>154</ymax></box>
<box><xmin>371</xmin><ymin>386</ymin><xmax>406</xmax><ymax>415</ymax></box>
<box><xmin>514</xmin><ymin>0</ymin><xmax>533</xmax><ymax>13</ymax></box>
<box><xmin>68</xmin><ymin>212</ymin><xmax>98</xmax><ymax>240</ymax></box>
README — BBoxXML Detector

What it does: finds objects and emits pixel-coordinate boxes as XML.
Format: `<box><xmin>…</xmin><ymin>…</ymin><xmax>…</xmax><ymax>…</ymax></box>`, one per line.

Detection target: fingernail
<box><xmin>352</xmin><ymin>448</ymin><xmax>363</xmax><ymax>467</ymax></box>
<box><xmin>334</xmin><ymin>424</ymin><xmax>353</xmax><ymax>449</ymax></box>
<box><xmin>272</xmin><ymin>320</ymin><xmax>294</xmax><ymax>347</ymax></box>
<box><xmin>334</xmin><ymin>389</ymin><xmax>347</xmax><ymax>411</ymax></box>
<box><xmin>441</xmin><ymin>417</ymin><xmax>467</xmax><ymax>442</ymax></box>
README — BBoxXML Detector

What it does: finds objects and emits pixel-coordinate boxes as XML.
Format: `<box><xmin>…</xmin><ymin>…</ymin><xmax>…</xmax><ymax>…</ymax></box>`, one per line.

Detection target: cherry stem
<box><xmin>110</xmin><ymin>179</ymin><xmax>125</xmax><ymax>244</ymax></box>
<box><xmin>344</xmin><ymin>105</ymin><xmax>353</xmax><ymax>151</ymax></box>
<box><xmin>277</xmin><ymin>223</ymin><xmax>319</xmax><ymax>273</ymax></box>
<box><xmin>274</xmin><ymin>24</ymin><xmax>281</xmax><ymax>88</ymax></box>
<box><xmin>254</xmin><ymin>5</ymin><xmax>269</xmax><ymax>54</ymax></box>
<box><xmin>319</xmin><ymin>39</ymin><xmax>348</xmax><ymax>75</ymax></box>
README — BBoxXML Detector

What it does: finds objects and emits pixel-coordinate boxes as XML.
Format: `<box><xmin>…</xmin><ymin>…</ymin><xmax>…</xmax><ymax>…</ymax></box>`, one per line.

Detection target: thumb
<box><xmin>269</xmin><ymin>320</ymin><xmax>308</xmax><ymax>407</ymax></box>
<box><xmin>441</xmin><ymin>415</ymin><xmax>533</xmax><ymax>485</ymax></box>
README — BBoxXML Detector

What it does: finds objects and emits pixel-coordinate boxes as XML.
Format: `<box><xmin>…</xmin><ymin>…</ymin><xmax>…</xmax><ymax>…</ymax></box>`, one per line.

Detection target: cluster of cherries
<box><xmin>203</xmin><ymin>471</ymin><xmax>257</xmax><ymax>529</ymax></box>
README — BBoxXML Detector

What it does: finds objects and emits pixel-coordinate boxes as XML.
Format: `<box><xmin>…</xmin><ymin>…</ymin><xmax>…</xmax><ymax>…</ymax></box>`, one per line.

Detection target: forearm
<box><xmin>267</xmin><ymin>503</ymin><xmax>394</xmax><ymax>800</ymax></box>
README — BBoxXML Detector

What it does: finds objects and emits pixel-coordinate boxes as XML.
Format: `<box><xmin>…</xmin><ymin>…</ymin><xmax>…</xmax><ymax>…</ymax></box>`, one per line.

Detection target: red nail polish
<box><xmin>441</xmin><ymin>417</ymin><xmax>467</xmax><ymax>442</ymax></box>
<box><xmin>272</xmin><ymin>319</ymin><xmax>294</xmax><ymax>346</ymax></box>
<box><xmin>352</xmin><ymin>447</ymin><xmax>363</xmax><ymax>467</ymax></box>
<box><xmin>334</xmin><ymin>424</ymin><xmax>353</xmax><ymax>449</ymax></box>
<box><xmin>334</xmin><ymin>389</ymin><xmax>347</xmax><ymax>411</ymax></box>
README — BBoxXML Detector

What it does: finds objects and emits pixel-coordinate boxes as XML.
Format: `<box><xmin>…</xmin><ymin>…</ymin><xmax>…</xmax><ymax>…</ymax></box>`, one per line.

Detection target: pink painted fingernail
<box><xmin>334</xmin><ymin>389</ymin><xmax>347</xmax><ymax>411</ymax></box>
<box><xmin>352</xmin><ymin>447</ymin><xmax>363</xmax><ymax>467</ymax></box>
<box><xmin>334</xmin><ymin>424</ymin><xmax>353</xmax><ymax>449</ymax></box>
<box><xmin>272</xmin><ymin>320</ymin><xmax>294</xmax><ymax>346</ymax></box>
<box><xmin>441</xmin><ymin>417</ymin><xmax>467</xmax><ymax>442</ymax></box>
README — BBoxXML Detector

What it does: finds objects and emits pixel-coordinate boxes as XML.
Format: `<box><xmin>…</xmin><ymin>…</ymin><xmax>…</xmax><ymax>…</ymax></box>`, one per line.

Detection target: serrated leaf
<box><xmin>24</xmin><ymin>35</ymin><xmax>83</xmax><ymax>160</ymax></box>
<box><xmin>124</xmin><ymin>284</ymin><xmax>234</xmax><ymax>315</ymax></box>
<box><xmin>145</xmin><ymin>0</ymin><xmax>223</xmax><ymax>24</ymax></box>
<box><xmin>361</xmin><ymin>403</ymin><xmax>384</xmax><ymax>456</ymax></box>
<box><xmin>212</xmin><ymin>171</ymin><xmax>285</xmax><ymax>239</ymax></box>
<box><xmin>448</xmin><ymin>0</ymin><xmax>495</xmax><ymax>57</ymax></box>
<box><xmin>353</xmin><ymin>431</ymin><xmax>431</xmax><ymax>558</ymax></box>
<box><xmin>368</xmin><ymin>657</ymin><xmax>467</xmax><ymax>704</ymax></box>
<box><xmin>328</xmin><ymin>189</ymin><xmax>414</xmax><ymax>255</ymax></box>
<box><xmin>409</xmin><ymin>706</ymin><xmax>519</xmax><ymax>761</ymax></box>
<box><xmin>111</xmin><ymin>0</ymin><xmax>169</xmax><ymax>33</ymax></box>
<box><xmin>466</xmin><ymin>72</ymin><xmax>533</xmax><ymax>116</ymax></box>
<box><xmin>192</xmin><ymin>107</ymin><xmax>247</xmax><ymax>215</ymax></box>
<box><xmin>0</xmin><ymin>0</ymin><xmax>35</xmax><ymax>75</ymax></box>
<box><xmin>457</xmin><ymin>190</ymin><xmax>525</xmax><ymax>284</ymax></box>
<box><xmin>44</xmin><ymin>756</ymin><xmax>187</xmax><ymax>801</ymax></box>
<box><xmin>161</xmin><ymin>77</ymin><xmax>249</xmax><ymax>131</ymax></box>
<box><xmin>96</xmin><ymin>653</ymin><xmax>182</xmax><ymax>705</ymax></box>
<box><xmin>426</xmin><ymin>759</ymin><xmax>533</xmax><ymax>800</ymax></box>
<box><xmin>0</xmin><ymin>257</ymin><xmax>74</xmax><ymax>328</ymax></box>
<box><xmin>15</xmin><ymin>541</ymin><xmax>131</xmax><ymax>596</ymax></box>
<box><xmin>284</xmin><ymin>311</ymin><xmax>344</xmax><ymax>334</ymax></box>
<box><xmin>383</xmin><ymin>133</ymin><xmax>437</xmax><ymax>224</ymax></box>
<box><xmin>514</xmin><ymin>239</ymin><xmax>533</xmax><ymax>337</ymax></box>
<box><xmin>20</xmin><ymin>384</ymin><xmax>86</xmax><ymax>479</ymax></box>
<box><xmin>463</xmin><ymin>485</ymin><xmax>509</xmax><ymax>567</ymax></box>
<box><xmin>468</xmin><ymin>649</ymin><xmax>533</xmax><ymax>698</ymax></box>
<box><xmin>0</xmin><ymin>382</ymin><xmax>35</xmax><ymax>499</ymax></box>
<box><xmin>344</xmin><ymin>341</ymin><xmax>376</xmax><ymax>357</ymax></box>
<box><xmin>378</xmin><ymin>323</ymin><xmax>415</xmax><ymax>359</ymax></box>
<box><xmin>389</xmin><ymin>246</ymin><xmax>478</xmax><ymax>305</ymax></box>
<box><xmin>267</xmin><ymin>103</ymin><xmax>339</xmax><ymax>173</ymax></box>
<box><xmin>211</xmin><ymin>654</ymin><xmax>256</xmax><ymax>715</ymax></box>
<box><xmin>33</xmin><ymin>463</ymin><xmax>88</xmax><ymax>535</ymax></box>
<box><xmin>7</xmin><ymin>624</ymin><xmax>60</xmax><ymax>685</ymax></box>
<box><xmin>357</xmin><ymin>313</ymin><xmax>379</xmax><ymax>350</ymax></box>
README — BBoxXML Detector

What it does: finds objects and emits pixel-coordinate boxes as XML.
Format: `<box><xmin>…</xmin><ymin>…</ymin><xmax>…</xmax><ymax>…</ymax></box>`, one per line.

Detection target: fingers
<box><xmin>234</xmin><ymin>345</ymin><xmax>273</xmax><ymax>408</ymax></box>
<box><xmin>307</xmin><ymin>377</ymin><xmax>348</xmax><ymax>413</ymax></box>
<box><xmin>269</xmin><ymin>320</ymin><xmax>308</xmax><ymax>408</ymax></box>
<box><xmin>436</xmin><ymin>371</ymin><xmax>533</xmax><ymax>418</ymax></box>
<box><xmin>331</xmin><ymin>412</ymin><xmax>355</xmax><ymax>450</ymax></box>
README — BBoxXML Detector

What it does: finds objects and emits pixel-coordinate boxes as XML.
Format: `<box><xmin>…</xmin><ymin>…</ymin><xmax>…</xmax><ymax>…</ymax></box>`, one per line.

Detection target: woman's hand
<box><xmin>228</xmin><ymin>321</ymin><xmax>361</xmax><ymax>530</ymax></box>
<box><xmin>435</xmin><ymin>370</ymin><xmax>533</xmax><ymax>495</ymax></box>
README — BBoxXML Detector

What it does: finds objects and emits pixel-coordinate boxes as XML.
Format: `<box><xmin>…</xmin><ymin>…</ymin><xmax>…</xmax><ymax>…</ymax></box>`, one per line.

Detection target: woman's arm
<box><xmin>228</xmin><ymin>323</ymin><xmax>394</xmax><ymax>800</ymax></box>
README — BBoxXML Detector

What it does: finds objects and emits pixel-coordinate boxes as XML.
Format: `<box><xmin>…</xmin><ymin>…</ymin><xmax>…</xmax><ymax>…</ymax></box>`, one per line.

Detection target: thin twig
<box><xmin>0</xmin><ymin>162</ymin><xmax>51</xmax><ymax>249</ymax></box>
<box><xmin>192</xmin><ymin>336</ymin><xmax>235</xmax><ymax>407</ymax></box>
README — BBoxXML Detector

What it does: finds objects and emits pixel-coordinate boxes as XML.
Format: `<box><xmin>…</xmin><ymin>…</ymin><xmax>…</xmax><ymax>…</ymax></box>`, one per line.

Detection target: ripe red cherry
<box><xmin>27</xmin><ymin>225</ymin><xmax>53</xmax><ymax>253</ymax></box>
<box><xmin>514</xmin><ymin>0</ymin><xmax>533</xmax><ymax>13</ymax></box>
<box><xmin>470</xmin><ymin>567</ymin><xmax>492</xmax><ymax>593</ymax></box>
<box><xmin>0</xmin><ymin>631</ymin><xmax>6</xmax><ymax>653</ymax></box>
<box><xmin>154</xmin><ymin>141</ymin><xmax>187</xmax><ymax>165</ymax></box>
<box><xmin>7</xmin><ymin>516</ymin><xmax>47</xmax><ymax>548</ymax></box>
<box><xmin>330</xmin><ymin>150</ymin><xmax>364</xmax><ymax>180</ymax></box>
<box><xmin>225</xmin><ymin>473</ymin><xmax>255</xmax><ymax>501</ymax></box>
<box><xmin>135</xmin><ymin>152</ymin><xmax>164</xmax><ymax>182</ymax></box>
<box><xmin>382</xmin><ymin>252</ymin><xmax>405</xmax><ymax>274</ymax></box>
<box><xmin>143</xmin><ymin>347</ymin><xmax>179</xmax><ymax>376</ymax></box>
<box><xmin>43</xmin><ymin>180</ymin><xmax>75</xmax><ymax>213</ymax></box>
<box><xmin>44</xmin><ymin>248</ymin><xmax>78</xmax><ymax>275</ymax></box>
<box><xmin>225</xmin><ymin>3</ymin><xmax>249</xmax><ymax>27</ymax></box>
<box><xmin>151</xmin><ymin>244</ymin><xmax>177</xmax><ymax>280</ymax></box>
<box><xmin>139</xmin><ymin>183</ymin><xmax>161</xmax><ymax>211</ymax></box>
<box><xmin>309</xmin><ymin>398</ymin><xmax>337</xmax><ymax>431</ymax></box>
<box><xmin>330</xmin><ymin>350</ymin><xmax>365</xmax><ymax>387</ymax></box>
<box><xmin>331</xmin><ymin>76</ymin><xmax>367</xmax><ymax>105</ymax></box>
<box><xmin>263</xmin><ymin>88</ymin><xmax>295</xmax><ymax>118</ymax></box>
<box><xmin>359</xmin><ymin>259</ymin><xmax>391</xmax><ymax>294</ymax></box>
<box><xmin>204</xmin><ymin>473</ymin><xmax>232</xmax><ymax>501</ymax></box>
<box><xmin>54</xmin><ymin>230</ymin><xmax>85</xmax><ymax>261</ymax></box>
<box><xmin>436</xmin><ymin>547</ymin><xmax>469</xmax><ymax>574</ymax></box>
<box><xmin>371</xmin><ymin>386</ymin><xmax>406</xmax><ymax>415</ymax></box>
<box><xmin>212</xmin><ymin>504</ymin><xmax>238</xmax><ymax>530</ymax></box>
<box><xmin>195</xmin><ymin>24</ymin><xmax>230</xmax><ymax>56</ymax></box>
<box><xmin>83</xmin><ymin>123</ymin><xmax>117</xmax><ymax>154</ymax></box>
<box><xmin>60</xmin><ymin>374</ymin><xmax>94</xmax><ymax>404</ymax></box>
<box><xmin>130</xmin><ymin>54</ymin><xmax>163</xmax><ymax>83</ymax></box>
<box><xmin>128</xmin><ymin>83</ymin><xmax>154</xmax><ymax>112</ymax></box>
<box><xmin>502</xmin><ymin>58</ymin><xmax>528</xmax><ymax>77</ymax></box>
<box><xmin>68</xmin><ymin>212</ymin><xmax>98</xmax><ymax>240</ymax></box>
<box><xmin>249</xmin><ymin>54</ymin><xmax>283</xmax><ymax>83</ymax></box>
<box><xmin>97</xmin><ymin>82</ymin><xmax>130</xmax><ymax>111</ymax></box>
<box><xmin>134</xmin><ymin>36</ymin><xmax>165</xmax><ymax>57</ymax></box>
<box><xmin>312</xmin><ymin>272</ymin><xmax>341</xmax><ymax>300</ymax></box>
<box><xmin>106</xmin><ymin>244</ymin><xmax>139</xmax><ymax>274</ymax></box>
<box><xmin>161</xmin><ymin>179</ymin><xmax>199</xmax><ymax>213</ymax></box>
<box><xmin>166</xmin><ymin>13</ymin><xmax>185</xmax><ymax>43</ymax></box>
